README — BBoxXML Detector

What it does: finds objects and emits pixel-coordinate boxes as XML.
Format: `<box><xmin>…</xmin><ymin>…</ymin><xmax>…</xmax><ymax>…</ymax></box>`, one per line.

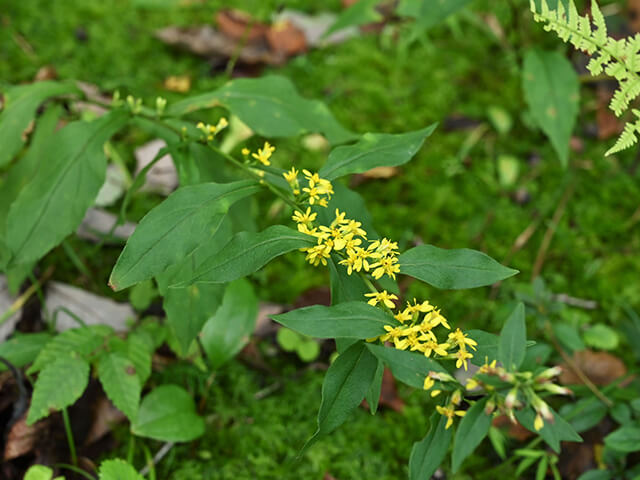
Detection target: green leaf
<box><xmin>0</xmin><ymin>104</ymin><xmax>62</xmax><ymax>238</ymax></box>
<box><xmin>365</xmin><ymin>359</ymin><xmax>384</xmax><ymax>414</ymax></box>
<box><xmin>311</xmin><ymin>341</ymin><xmax>378</xmax><ymax>441</ymax></box>
<box><xmin>604</xmin><ymin>426</ymin><xmax>640</xmax><ymax>453</ymax></box>
<box><xmin>97</xmin><ymin>352</ymin><xmax>141</xmax><ymax>422</ymax></box>
<box><xmin>0</xmin><ymin>333</ymin><xmax>52</xmax><ymax>372</ymax></box>
<box><xmin>167</xmin><ymin>76</ymin><xmax>356</xmax><ymax>145</ymax></box>
<box><xmin>560</xmin><ymin>397</ymin><xmax>607</xmax><ymax>433</ymax></box>
<box><xmin>109</xmin><ymin>180</ymin><xmax>259</xmax><ymax>290</ymax></box>
<box><xmin>516</xmin><ymin>407</ymin><xmax>582</xmax><ymax>453</ymax></box>
<box><xmin>98</xmin><ymin>459</ymin><xmax>144</xmax><ymax>480</ymax></box>
<box><xmin>398</xmin><ymin>0</ymin><xmax>472</xmax><ymax>30</ymax></box>
<box><xmin>272</xmin><ymin>302</ymin><xmax>396</xmax><ymax>339</ymax></box>
<box><xmin>522</xmin><ymin>49</ymin><xmax>580</xmax><ymax>167</ymax></box>
<box><xmin>366</xmin><ymin>343</ymin><xmax>447</xmax><ymax>389</ymax></box>
<box><xmin>452</xmin><ymin>398</ymin><xmax>492</xmax><ymax>472</ymax></box>
<box><xmin>174</xmin><ymin>225</ymin><xmax>315</xmax><ymax>286</ymax></box>
<box><xmin>27</xmin><ymin>356</ymin><xmax>90</xmax><ymax>425</ymax></box>
<box><xmin>316</xmin><ymin>183</ymin><xmax>379</xmax><ymax>239</ymax></box>
<box><xmin>409</xmin><ymin>414</ymin><xmax>452</xmax><ymax>480</ymax></box>
<box><xmin>132</xmin><ymin>384</ymin><xmax>205</xmax><ymax>442</ymax></box>
<box><xmin>583</xmin><ymin>323</ymin><xmax>619</xmax><ymax>350</ymax></box>
<box><xmin>200</xmin><ymin>278</ymin><xmax>258</xmax><ymax>369</ymax></box>
<box><xmin>467</xmin><ymin>329</ymin><xmax>499</xmax><ymax>367</ymax></box>
<box><xmin>553</xmin><ymin>322</ymin><xmax>585</xmax><ymax>353</ymax></box>
<box><xmin>129</xmin><ymin>280</ymin><xmax>157</xmax><ymax>311</ymax></box>
<box><xmin>325</xmin><ymin>0</ymin><xmax>382</xmax><ymax>36</ymax></box>
<box><xmin>498</xmin><ymin>302</ymin><xmax>527</xmax><ymax>371</ymax></box>
<box><xmin>577</xmin><ymin>470</ymin><xmax>613</xmax><ymax>480</ymax></box>
<box><xmin>327</xmin><ymin>255</ymin><xmax>370</xmax><ymax>305</ymax></box>
<box><xmin>0</xmin><ymin>81</ymin><xmax>79</xmax><ymax>167</ymax></box>
<box><xmin>5</xmin><ymin>111</ymin><xmax>128</xmax><ymax>265</ymax></box>
<box><xmin>399</xmin><ymin>244</ymin><xmax>518</xmax><ymax>289</ymax></box>
<box><xmin>296</xmin><ymin>339</ymin><xmax>321</xmax><ymax>362</ymax></box>
<box><xmin>29</xmin><ymin>325</ymin><xmax>112</xmax><ymax>374</ymax></box>
<box><xmin>277</xmin><ymin>327</ymin><xmax>300</xmax><ymax>352</ymax></box>
<box><xmin>24</xmin><ymin>465</ymin><xmax>56</xmax><ymax>480</ymax></box>
<box><xmin>319</xmin><ymin>125</ymin><xmax>436</xmax><ymax>180</ymax></box>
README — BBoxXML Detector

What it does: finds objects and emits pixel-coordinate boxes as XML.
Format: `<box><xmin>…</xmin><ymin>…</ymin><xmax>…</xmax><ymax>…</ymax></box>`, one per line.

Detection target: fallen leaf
<box><xmin>33</xmin><ymin>65</ymin><xmax>58</xmax><ymax>82</ymax></box>
<box><xmin>559</xmin><ymin>350</ymin><xmax>627</xmax><ymax>386</ymax></box>
<box><xmin>164</xmin><ymin>75</ymin><xmax>191</xmax><ymax>93</ymax></box>
<box><xmin>266</xmin><ymin>19</ymin><xmax>307</xmax><ymax>56</ymax></box>
<box><xmin>629</xmin><ymin>0</ymin><xmax>640</xmax><ymax>32</ymax></box>
<box><xmin>134</xmin><ymin>139</ymin><xmax>178</xmax><ymax>195</ymax></box>
<box><xmin>215</xmin><ymin>9</ymin><xmax>269</xmax><ymax>41</ymax></box>
<box><xmin>274</xmin><ymin>10</ymin><xmax>356</xmax><ymax>47</ymax></box>
<box><xmin>84</xmin><ymin>395</ymin><xmax>127</xmax><ymax>446</ymax></box>
<box><xmin>4</xmin><ymin>414</ymin><xmax>51</xmax><ymax>460</ymax></box>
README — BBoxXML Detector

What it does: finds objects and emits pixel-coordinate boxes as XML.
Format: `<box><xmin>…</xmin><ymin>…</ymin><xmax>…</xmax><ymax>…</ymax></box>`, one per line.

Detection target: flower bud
<box><xmin>505</xmin><ymin>387</ymin><xmax>519</xmax><ymax>409</ymax></box>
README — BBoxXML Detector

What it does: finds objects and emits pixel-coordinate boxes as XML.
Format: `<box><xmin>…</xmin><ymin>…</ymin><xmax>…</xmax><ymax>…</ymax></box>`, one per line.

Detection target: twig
<box><xmin>139</xmin><ymin>442</ymin><xmax>175</xmax><ymax>477</ymax></box>
<box><xmin>0</xmin><ymin>266</ymin><xmax>54</xmax><ymax>326</ymax></box>
<box><xmin>531</xmin><ymin>185</ymin><xmax>574</xmax><ymax>281</ymax></box>
<box><xmin>254</xmin><ymin>380</ymin><xmax>283</xmax><ymax>400</ymax></box>
<box><xmin>552</xmin><ymin>293</ymin><xmax>598</xmax><ymax>310</ymax></box>
<box><xmin>546</xmin><ymin>322</ymin><xmax>612</xmax><ymax>407</ymax></box>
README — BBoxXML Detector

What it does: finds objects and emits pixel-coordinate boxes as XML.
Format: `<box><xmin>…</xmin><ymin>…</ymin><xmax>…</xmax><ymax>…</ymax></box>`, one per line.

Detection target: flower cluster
<box><xmin>284</xmin><ymin>168</ymin><xmax>333</xmax><ymax>206</ymax></box>
<box><xmin>245</xmin><ymin>141</ymin><xmax>276</xmax><ymax>166</ymax></box>
<box><xmin>466</xmin><ymin>361</ymin><xmax>571</xmax><ymax>431</ymax></box>
<box><xmin>367</xmin><ymin>294</ymin><xmax>476</xmax><ymax>374</ymax></box>
<box><xmin>197</xmin><ymin>117</ymin><xmax>228</xmax><ymax>141</ymax></box>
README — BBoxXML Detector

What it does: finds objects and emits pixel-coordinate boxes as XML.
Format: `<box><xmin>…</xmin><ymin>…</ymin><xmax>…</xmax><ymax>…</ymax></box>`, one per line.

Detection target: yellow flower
<box><xmin>451</xmin><ymin>390</ymin><xmax>462</xmax><ymax>405</ymax></box>
<box><xmin>423</xmin><ymin>376</ymin><xmax>435</xmax><ymax>390</ymax></box>
<box><xmin>422</xmin><ymin>340</ymin><xmax>449</xmax><ymax>358</ymax></box>
<box><xmin>406</xmin><ymin>299</ymin><xmax>434</xmax><ymax>314</ymax></box>
<box><xmin>252</xmin><ymin>141</ymin><xmax>275</xmax><ymax>166</ymax></box>
<box><xmin>292</xmin><ymin>207</ymin><xmax>317</xmax><ymax>225</ymax></box>
<box><xmin>436</xmin><ymin>405</ymin><xmax>466</xmax><ymax>429</ymax></box>
<box><xmin>283</xmin><ymin>167</ymin><xmax>298</xmax><ymax>183</ymax></box>
<box><xmin>302</xmin><ymin>169</ymin><xmax>320</xmax><ymax>184</ymax></box>
<box><xmin>241</xmin><ymin>148</ymin><xmax>250</xmax><ymax>156</ymax></box>
<box><xmin>479</xmin><ymin>359</ymin><xmax>497</xmax><ymax>374</ymax></box>
<box><xmin>455</xmin><ymin>349</ymin><xmax>473</xmax><ymax>371</ymax></box>
<box><xmin>216</xmin><ymin>117</ymin><xmax>229</xmax><ymax>130</ymax></box>
<box><xmin>365</xmin><ymin>290</ymin><xmax>398</xmax><ymax>309</ymax></box>
<box><xmin>466</xmin><ymin>378</ymin><xmax>479</xmax><ymax>390</ymax></box>
<box><xmin>341</xmin><ymin>219</ymin><xmax>367</xmax><ymax>238</ymax></box>
<box><xmin>431</xmin><ymin>389</ymin><xmax>442</xmax><ymax>398</ymax></box>
<box><xmin>371</xmin><ymin>256</ymin><xmax>401</xmax><ymax>280</ymax></box>
<box><xmin>394</xmin><ymin>308</ymin><xmax>412</xmax><ymax>323</ymax></box>
<box><xmin>425</xmin><ymin>310</ymin><xmax>450</xmax><ymax>329</ymax></box>
<box><xmin>448</xmin><ymin>328</ymin><xmax>478</xmax><ymax>351</ymax></box>
<box><xmin>534</xmin><ymin>413</ymin><xmax>544</xmax><ymax>431</ymax></box>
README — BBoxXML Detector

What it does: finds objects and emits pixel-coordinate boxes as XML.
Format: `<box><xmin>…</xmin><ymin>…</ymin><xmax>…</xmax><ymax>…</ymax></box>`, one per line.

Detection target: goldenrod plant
<box><xmin>531</xmin><ymin>0</ymin><xmax>640</xmax><ymax>155</ymax></box>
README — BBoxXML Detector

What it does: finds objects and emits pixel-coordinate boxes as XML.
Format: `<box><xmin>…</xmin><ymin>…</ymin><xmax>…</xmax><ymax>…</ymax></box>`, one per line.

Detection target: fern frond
<box><xmin>531</xmin><ymin>0</ymin><xmax>640</xmax><ymax>154</ymax></box>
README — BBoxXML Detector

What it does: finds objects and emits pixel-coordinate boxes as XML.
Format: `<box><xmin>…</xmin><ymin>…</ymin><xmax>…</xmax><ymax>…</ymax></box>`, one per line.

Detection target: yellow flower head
<box><xmin>241</xmin><ymin>147</ymin><xmax>250</xmax><ymax>156</ymax></box>
<box><xmin>436</xmin><ymin>404</ymin><xmax>466</xmax><ymax>429</ymax></box>
<box><xmin>364</xmin><ymin>290</ymin><xmax>398</xmax><ymax>309</ymax></box>
<box><xmin>292</xmin><ymin>207</ymin><xmax>317</xmax><ymax>225</ymax></box>
<box><xmin>455</xmin><ymin>349</ymin><xmax>473</xmax><ymax>371</ymax></box>
<box><xmin>448</xmin><ymin>328</ymin><xmax>477</xmax><ymax>351</ymax></box>
<box><xmin>423</xmin><ymin>376</ymin><xmax>435</xmax><ymax>390</ymax></box>
<box><xmin>252</xmin><ymin>141</ymin><xmax>276</xmax><ymax>166</ymax></box>
<box><xmin>283</xmin><ymin>167</ymin><xmax>299</xmax><ymax>183</ymax></box>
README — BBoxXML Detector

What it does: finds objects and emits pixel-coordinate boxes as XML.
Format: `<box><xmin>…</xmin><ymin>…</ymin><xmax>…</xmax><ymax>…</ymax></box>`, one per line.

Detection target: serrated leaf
<box><xmin>399</xmin><ymin>244</ymin><xmax>518</xmax><ymax>289</ymax></box>
<box><xmin>272</xmin><ymin>302</ymin><xmax>397</xmax><ymax>339</ymax></box>
<box><xmin>200</xmin><ymin>278</ymin><xmax>258</xmax><ymax>369</ymax></box>
<box><xmin>409</xmin><ymin>414</ymin><xmax>452</xmax><ymax>480</ymax></box>
<box><xmin>29</xmin><ymin>325</ymin><xmax>112</xmax><ymax>374</ymax></box>
<box><xmin>604</xmin><ymin>426</ymin><xmax>640</xmax><ymax>453</ymax></box>
<box><xmin>132</xmin><ymin>385</ymin><xmax>204</xmax><ymax>442</ymax></box>
<box><xmin>167</xmin><ymin>76</ymin><xmax>356</xmax><ymax>144</ymax></box>
<box><xmin>174</xmin><ymin>225</ymin><xmax>315</xmax><ymax>286</ymax></box>
<box><xmin>0</xmin><ymin>333</ymin><xmax>53</xmax><ymax>372</ymax></box>
<box><xmin>97</xmin><ymin>352</ymin><xmax>141</xmax><ymax>421</ymax></box>
<box><xmin>319</xmin><ymin>125</ymin><xmax>436</xmax><ymax>180</ymax></box>
<box><xmin>98</xmin><ymin>459</ymin><xmax>144</xmax><ymax>480</ymax></box>
<box><xmin>522</xmin><ymin>49</ymin><xmax>580</xmax><ymax>167</ymax></box>
<box><xmin>366</xmin><ymin>343</ymin><xmax>447</xmax><ymax>389</ymax></box>
<box><xmin>27</xmin><ymin>356</ymin><xmax>90</xmax><ymax>425</ymax></box>
<box><xmin>109</xmin><ymin>180</ymin><xmax>260</xmax><ymax>291</ymax></box>
<box><xmin>498</xmin><ymin>302</ymin><xmax>527</xmax><ymax>371</ymax></box>
<box><xmin>0</xmin><ymin>81</ymin><xmax>79</xmax><ymax>167</ymax></box>
<box><xmin>452</xmin><ymin>398</ymin><xmax>492</xmax><ymax>472</ymax></box>
<box><xmin>309</xmin><ymin>341</ymin><xmax>378</xmax><ymax>444</ymax></box>
<box><xmin>6</xmin><ymin>111</ymin><xmax>128</xmax><ymax>266</ymax></box>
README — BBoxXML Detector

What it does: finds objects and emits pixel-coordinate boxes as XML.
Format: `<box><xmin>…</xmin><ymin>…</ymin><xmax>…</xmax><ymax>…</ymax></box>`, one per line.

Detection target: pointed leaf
<box><xmin>272</xmin><ymin>302</ymin><xmax>397</xmax><ymax>339</ymax></box>
<box><xmin>399</xmin><ymin>245</ymin><xmax>518</xmax><ymax>289</ymax></box>
<box><xmin>604</xmin><ymin>426</ymin><xmax>640</xmax><ymax>453</ymax></box>
<box><xmin>201</xmin><ymin>278</ymin><xmax>258</xmax><ymax>369</ymax></box>
<box><xmin>6</xmin><ymin>111</ymin><xmax>128</xmax><ymax>265</ymax></box>
<box><xmin>523</xmin><ymin>49</ymin><xmax>580</xmax><ymax>167</ymax></box>
<box><xmin>498</xmin><ymin>302</ymin><xmax>527</xmax><ymax>371</ymax></box>
<box><xmin>452</xmin><ymin>397</ymin><xmax>492</xmax><ymax>472</ymax></box>
<box><xmin>409</xmin><ymin>414</ymin><xmax>452</xmax><ymax>480</ymax></box>
<box><xmin>0</xmin><ymin>81</ymin><xmax>79</xmax><ymax>167</ymax></box>
<box><xmin>174</xmin><ymin>225</ymin><xmax>315</xmax><ymax>286</ymax></box>
<box><xmin>328</xmin><ymin>255</ymin><xmax>370</xmax><ymax>305</ymax></box>
<box><xmin>97</xmin><ymin>352</ymin><xmax>141</xmax><ymax>421</ymax></box>
<box><xmin>132</xmin><ymin>385</ymin><xmax>204</xmax><ymax>442</ymax></box>
<box><xmin>27</xmin><ymin>356</ymin><xmax>90</xmax><ymax>425</ymax></box>
<box><xmin>109</xmin><ymin>180</ymin><xmax>260</xmax><ymax>290</ymax></box>
<box><xmin>366</xmin><ymin>343</ymin><xmax>447</xmax><ymax>389</ymax></box>
<box><xmin>167</xmin><ymin>76</ymin><xmax>356</xmax><ymax>144</ymax></box>
<box><xmin>0</xmin><ymin>333</ymin><xmax>53</xmax><ymax>372</ymax></box>
<box><xmin>319</xmin><ymin>125</ymin><xmax>436</xmax><ymax>180</ymax></box>
<box><xmin>467</xmin><ymin>329</ymin><xmax>499</xmax><ymax>367</ymax></box>
<box><xmin>364</xmin><ymin>359</ymin><xmax>384</xmax><ymax>414</ymax></box>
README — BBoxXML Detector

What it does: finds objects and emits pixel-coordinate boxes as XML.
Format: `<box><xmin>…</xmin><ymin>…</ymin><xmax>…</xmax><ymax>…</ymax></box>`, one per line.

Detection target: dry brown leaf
<box><xmin>266</xmin><ymin>20</ymin><xmax>307</xmax><ymax>56</ymax></box>
<box><xmin>34</xmin><ymin>65</ymin><xmax>58</xmax><ymax>82</ymax></box>
<box><xmin>215</xmin><ymin>9</ymin><xmax>269</xmax><ymax>41</ymax></box>
<box><xmin>596</xmin><ymin>86</ymin><xmax>623</xmax><ymax>140</ymax></box>
<box><xmin>559</xmin><ymin>350</ymin><xmax>627</xmax><ymax>386</ymax></box>
<box><xmin>84</xmin><ymin>396</ymin><xmax>126</xmax><ymax>446</ymax></box>
<box><xmin>629</xmin><ymin>0</ymin><xmax>640</xmax><ymax>32</ymax></box>
<box><xmin>4</xmin><ymin>414</ymin><xmax>50</xmax><ymax>460</ymax></box>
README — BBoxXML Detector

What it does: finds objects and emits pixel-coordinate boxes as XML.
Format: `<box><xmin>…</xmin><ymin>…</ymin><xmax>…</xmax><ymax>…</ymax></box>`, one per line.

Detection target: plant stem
<box><xmin>0</xmin><ymin>266</ymin><xmax>54</xmax><ymax>326</ymax></box>
<box><xmin>61</xmin><ymin>407</ymin><xmax>78</xmax><ymax>466</ymax></box>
